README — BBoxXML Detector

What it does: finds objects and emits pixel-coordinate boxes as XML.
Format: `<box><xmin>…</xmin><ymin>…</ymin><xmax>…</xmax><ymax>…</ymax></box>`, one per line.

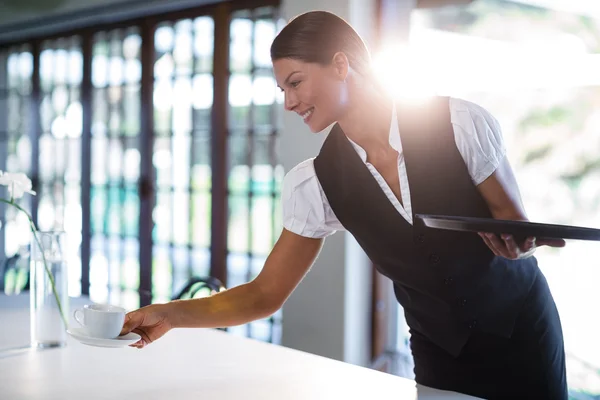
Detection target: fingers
<box><xmin>129</xmin><ymin>337</ymin><xmax>147</xmax><ymax>349</ymax></box>
<box><xmin>478</xmin><ymin>232</ymin><xmax>501</xmax><ymax>255</ymax></box>
<box><xmin>128</xmin><ymin>328</ymin><xmax>149</xmax><ymax>349</ymax></box>
<box><xmin>501</xmin><ymin>234</ymin><xmax>520</xmax><ymax>256</ymax></box>
<box><xmin>487</xmin><ymin>233</ymin><xmax>509</xmax><ymax>256</ymax></box>
<box><xmin>520</xmin><ymin>236</ymin><xmax>536</xmax><ymax>252</ymax></box>
<box><xmin>122</xmin><ymin>310</ymin><xmax>151</xmax><ymax>349</ymax></box>
<box><xmin>120</xmin><ymin>311</ymin><xmax>143</xmax><ymax>336</ymax></box>
<box><xmin>132</xmin><ymin>327</ymin><xmax>153</xmax><ymax>347</ymax></box>
<box><xmin>478</xmin><ymin>233</ymin><xmax>526</xmax><ymax>259</ymax></box>
<box><xmin>479</xmin><ymin>232</ymin><xmax>565</xmax><ymax>260</ymax></box>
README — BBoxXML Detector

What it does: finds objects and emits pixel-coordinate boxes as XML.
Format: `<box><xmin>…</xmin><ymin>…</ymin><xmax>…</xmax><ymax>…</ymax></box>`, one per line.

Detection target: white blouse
<box><xmin>282</xmin><ymin>97</ymin><xmax>507</xmax><ymax>239</ymax></box>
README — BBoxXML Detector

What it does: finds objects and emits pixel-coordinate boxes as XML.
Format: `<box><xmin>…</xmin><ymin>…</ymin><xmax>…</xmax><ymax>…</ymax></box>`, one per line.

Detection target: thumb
<box><xmin>120</xmin><ymin>311</ymin><xmax>143</xmax><ymax>335</ymax></box>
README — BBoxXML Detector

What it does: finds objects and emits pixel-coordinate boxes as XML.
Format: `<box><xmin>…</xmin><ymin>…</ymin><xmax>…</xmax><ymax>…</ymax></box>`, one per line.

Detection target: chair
<box><xmin>171</xmin><ymin>276</ymin><xmax>225</xmax><ymax>301</ymax></box>
<box><xmin>171</xmin><ymin>276</ymin><xmax>226</xmax><ymax>331</ymax></box>
<box><xmin>0</xmin><ymin>253</ymin><xmax>29</xmax><ymax>294</ymax></box>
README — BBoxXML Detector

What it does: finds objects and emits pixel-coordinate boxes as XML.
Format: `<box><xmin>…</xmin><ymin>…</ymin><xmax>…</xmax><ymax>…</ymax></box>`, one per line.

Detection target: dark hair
<box><xmin>270</xmin><ymin>11</ymin><xmax>372</xmax><ymax>78</ymax></box>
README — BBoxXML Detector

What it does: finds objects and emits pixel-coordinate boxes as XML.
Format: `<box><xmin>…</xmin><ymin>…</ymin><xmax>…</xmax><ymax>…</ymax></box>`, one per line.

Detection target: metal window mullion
<box><xmin>209</xmin><ymin>3</ymin><xmax>230</xmax><ymax>287</ymax></box>
<box><xmin>30</xmin><ymin>40</ymin><xmax>41</xmax><ymax>227</ymax></box>
<box><xmin>187</xmin><ymin>19</ymin><xmax>198</xmax><ymax>282</ymax></box>
<box><xmin>245</xmin><ymin>12</ymin><xmax>257</xmax><ymax>285</ymax></box>
<box><xmin>80</xmin><ymin>29</ymin><xmax>93</xmax><ymax>296</ymax></box>
<box><xmin>63</xmin><ymin>39</ymin><xmax>72</xmax><ymax>234</ymax></box>
<box><xmin>139</xmin><ymin>19</ymin><xmax>156</xmax><ymax>307</ymax></box>
<box><xmin>169</xmin><ymin>22</ymin><xmax>177</xmax><ymax>300</ymax></box>
<box><xmin>245</xmin><ymin>12</ymin><xmax>258</xmax><ymax>339</ymax></box>
<box><xmin>268</xmin><ymin>9</ymin><xmax>280</xmax><ymax>345</ymax></box>
<box><xmin>101</xmin><ymin>35</ymin><xmax>112</xmax><ymax>299</ymax></box>
<box><xmin>187</xmin><ymin>17</ymin><xmax>198</xmax><ymax>286</ymax></box>
<box><xmin>41</xmin><ymin>43</ymin><xmax>50</xmax><ymax>219</ymax></box>
<box><xmin>0</xmin><ymin>50</ymin><xmax>8</xmax><ymax>259</ymax></box>
<box><xmin>51</xmin><ymin>40</ymin><xmax>60</xmax><ymax>230</ymax></box>
<box><xmin>274</xmin><ymin>25</ymin><xmax>281</xmax><ymax>247</ymax></box>
<box><xmin>104</xmin><ymin>33</ymin><xmax>113</xmax><ymax>300</ymax></box>
<box><xmin>118</xmin><ymin>30</ymin><xmax>128</xmax><ymax>301</ymax></box>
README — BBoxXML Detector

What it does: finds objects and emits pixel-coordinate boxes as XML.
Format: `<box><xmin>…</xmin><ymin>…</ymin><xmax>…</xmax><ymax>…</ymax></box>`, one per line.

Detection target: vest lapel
<box><xmin>329</xmin><ymin>123</ymin><xmax>413</xmax><ymax>231</ymax></box>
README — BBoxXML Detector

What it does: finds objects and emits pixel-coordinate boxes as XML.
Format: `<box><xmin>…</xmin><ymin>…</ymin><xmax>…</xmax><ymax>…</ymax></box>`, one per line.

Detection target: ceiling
<box><xmin>0</xmin><ymin>0</ymin><xmax>68</xmax><ymax>11</ymax></box>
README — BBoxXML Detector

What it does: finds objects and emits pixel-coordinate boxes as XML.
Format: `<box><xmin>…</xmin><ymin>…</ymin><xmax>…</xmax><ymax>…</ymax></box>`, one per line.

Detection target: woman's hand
<box><xmin>478</xmin><ymin>233</ymin><xmax>565</xmax><ymax>260</ymax></box>
<box><xmin>120</xmin><ymin>303</ymin><xmax>173</xmax><ymax>349</ymax></box>
<box><xmin>474</xmin><ymin>156</ymin><xmax>566</xmax><ymax>260</ymax></box>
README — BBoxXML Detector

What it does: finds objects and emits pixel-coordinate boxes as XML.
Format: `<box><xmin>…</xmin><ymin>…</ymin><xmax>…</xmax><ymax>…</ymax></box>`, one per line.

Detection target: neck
<box><xmin>337</xmin><ymin>79</ymin><xmax>393</xmax><ymax>154</ymax></box>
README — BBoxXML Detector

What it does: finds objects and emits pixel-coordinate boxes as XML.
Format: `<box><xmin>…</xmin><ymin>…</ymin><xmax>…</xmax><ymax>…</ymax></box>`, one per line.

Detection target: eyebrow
<box><xmin>278</xmin><ymin>70</ymin><xmax>301</xmax><ymax>89</ymax></box>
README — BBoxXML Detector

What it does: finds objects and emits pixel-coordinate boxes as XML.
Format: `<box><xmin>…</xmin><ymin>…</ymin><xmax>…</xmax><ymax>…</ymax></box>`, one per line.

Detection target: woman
<box><xmin>121</xmin><ymin>11</ymin><xmax>567</xmax><ymax>400</ymax></box>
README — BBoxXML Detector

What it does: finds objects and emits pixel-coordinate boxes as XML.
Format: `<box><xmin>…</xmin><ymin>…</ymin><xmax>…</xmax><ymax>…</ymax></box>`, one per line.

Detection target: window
<box><xmin>90</xmin><ymin>27</ymin><xmax>142</xmax><ymax>310</ymax></box>
<box><xmin>0</xmin><ymin>44</ymin><xmax>34</xmax><ymax>293</ymax></box>
<box><xmin>152</xmin><ymin>17</ymin><xmax>213</xmax><ymax>306</ymax></box>
<box><xmin>38</xmin><ymin>36</ymin><xmax>84</xmax><ymax>297</ymax></box>
<box><xmin>0</xmin><ymin>1</ymin><xmax>283</xmax><ymax>343</ymax></box>
<box><xmin>226</xmin><ymin>8</ymin><xmax>284</xmax><ymax>342</ymax></box>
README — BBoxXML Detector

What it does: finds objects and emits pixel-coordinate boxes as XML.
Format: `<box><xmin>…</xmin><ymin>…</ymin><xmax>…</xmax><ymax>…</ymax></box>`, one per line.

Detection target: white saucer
<box><xmin>67</xmin><ymin>327</ymin><xmax>141</xmax><ymax>348</ymax></box>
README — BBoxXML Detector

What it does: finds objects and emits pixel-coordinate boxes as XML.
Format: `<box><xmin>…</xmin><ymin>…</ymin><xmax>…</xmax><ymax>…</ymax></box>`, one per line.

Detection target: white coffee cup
<box><xmin>73</xmin><ymin>304</ymin><xmax>126</xmax><ymax>339</ymax></box>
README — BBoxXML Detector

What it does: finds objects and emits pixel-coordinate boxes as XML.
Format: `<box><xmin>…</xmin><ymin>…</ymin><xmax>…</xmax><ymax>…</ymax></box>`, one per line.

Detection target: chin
<box><xmin>308</xmin><ymin>125</ymin><xmax>322</xmax><ymax>134</ymax></box>
<box><xmin>308</xmin><ymin>120</ymin><xmax>333</xmax><ymax>134</ymax></box>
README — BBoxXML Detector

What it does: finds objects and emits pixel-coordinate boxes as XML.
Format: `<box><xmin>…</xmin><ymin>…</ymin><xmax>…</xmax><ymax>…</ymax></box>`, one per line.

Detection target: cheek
<box><xmin>309</xmin><ymin>79</ymin><xmax>346</xmax><ymax>114</ymax></box>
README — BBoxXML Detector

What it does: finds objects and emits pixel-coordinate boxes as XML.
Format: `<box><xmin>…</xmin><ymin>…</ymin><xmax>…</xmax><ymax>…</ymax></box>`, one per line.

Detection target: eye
<box><xmin>290</xmin><ymin>81</ymin><xmax>301</xmax><ymax>88</ymax></box>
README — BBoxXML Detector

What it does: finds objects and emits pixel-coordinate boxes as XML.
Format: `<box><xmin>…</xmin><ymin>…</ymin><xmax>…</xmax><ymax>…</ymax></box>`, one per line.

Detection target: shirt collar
<box><xmin>346</xmin><ymin>104</ymin><xmax>402</xmax><ymax>163</ymax></box>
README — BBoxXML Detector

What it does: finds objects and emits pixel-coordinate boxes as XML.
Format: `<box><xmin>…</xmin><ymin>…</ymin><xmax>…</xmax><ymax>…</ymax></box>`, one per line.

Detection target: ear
<box><xmin>331</xmin><ymin>52</ymin><xmax>349</xmax><ymax>81</ymax></box>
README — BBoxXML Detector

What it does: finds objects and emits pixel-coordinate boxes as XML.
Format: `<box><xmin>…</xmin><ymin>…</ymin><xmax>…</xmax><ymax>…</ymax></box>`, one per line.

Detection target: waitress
<box><xmin>121</xmin><ymin>10</ymin><xmax>568</xmax><ymax>400</ymax></box>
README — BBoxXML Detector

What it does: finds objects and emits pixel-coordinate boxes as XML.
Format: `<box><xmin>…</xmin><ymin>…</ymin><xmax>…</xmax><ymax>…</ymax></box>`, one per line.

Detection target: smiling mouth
<box><xmin>301</xmin><ymin>107</ymin><xmax>314</xmax><ymax>122</ymax></box>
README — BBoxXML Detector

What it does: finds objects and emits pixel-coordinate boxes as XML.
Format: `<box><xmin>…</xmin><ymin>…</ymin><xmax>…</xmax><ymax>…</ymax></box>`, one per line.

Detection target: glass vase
<box><xmin>29</xmin><ymin>231</ymin><xmax>69</xmax><ymax>348</ymax></box>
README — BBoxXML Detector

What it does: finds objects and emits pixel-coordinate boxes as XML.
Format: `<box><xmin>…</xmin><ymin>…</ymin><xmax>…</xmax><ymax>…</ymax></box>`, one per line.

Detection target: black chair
<box><xmin>0</xmin><ymin>253</ymin><xmax>29</xmax><ymax>294</ymax></box>
<box><xmin>171</xmin><ymin>276</ymin><xmax>226</xmax><ymax>331</ymax></box>
<box><xmin>171</xmin><ymin>276</ymin><xmax>225</xmax><ymax>301</ymax></box>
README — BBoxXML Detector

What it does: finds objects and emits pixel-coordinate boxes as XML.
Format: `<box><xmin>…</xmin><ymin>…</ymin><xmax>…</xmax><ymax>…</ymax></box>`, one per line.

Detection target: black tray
<box><xmin>416</xmin><ymin>214</ymin><xmax>600</xmax><ymax>241</ymax></box>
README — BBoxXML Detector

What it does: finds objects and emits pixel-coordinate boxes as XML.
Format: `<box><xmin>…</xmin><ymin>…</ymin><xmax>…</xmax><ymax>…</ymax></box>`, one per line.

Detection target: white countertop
<box><xmin>0</xmin><ymin>295</ymin><xmax>480</xmax><ymax>400</ymax></box>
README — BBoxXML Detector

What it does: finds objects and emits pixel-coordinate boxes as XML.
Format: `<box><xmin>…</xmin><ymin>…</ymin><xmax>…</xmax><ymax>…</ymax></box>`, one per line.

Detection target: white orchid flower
<box><xmin>0</xmin><ymin>170</ymin><xmax>36</xmax><ymax>200</ymax></box>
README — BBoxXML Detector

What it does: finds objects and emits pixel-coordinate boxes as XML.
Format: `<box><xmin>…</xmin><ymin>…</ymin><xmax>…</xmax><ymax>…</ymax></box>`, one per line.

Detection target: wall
<box><xmin>278</xmin><ymin>0</ymin><xmax>376</xmax><ymax>367</ymax></box>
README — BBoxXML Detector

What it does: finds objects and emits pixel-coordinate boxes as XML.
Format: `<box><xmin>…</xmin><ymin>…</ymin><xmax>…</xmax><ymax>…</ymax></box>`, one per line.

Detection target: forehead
<box><xmin>273</xmin><ymin>58</ymin><xmax>307</xmax><ymax>75</ymax></box>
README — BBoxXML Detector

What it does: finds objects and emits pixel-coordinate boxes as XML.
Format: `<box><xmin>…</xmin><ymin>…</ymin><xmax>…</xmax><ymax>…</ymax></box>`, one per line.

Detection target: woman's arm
<box><xmin>121</xmin><ymin>229</ymin><xmax>324</xmax><ymax>347</ymax></box>
<box><xmin>170</xmin><ymin>229</ymin><xmax>324</xmax><ymax>328</ymax></box>
<box><xmin>476</xmin><ymin>156</ymin><xmax>565</xmax><ymax>259</ymax></box>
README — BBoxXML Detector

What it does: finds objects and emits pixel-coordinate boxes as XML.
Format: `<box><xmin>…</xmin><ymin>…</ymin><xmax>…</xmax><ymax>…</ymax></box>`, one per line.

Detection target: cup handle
<box><xmin>73</xmin><ymin>309</ymin><xmax>84</xmax><ymax>326</ymax></box>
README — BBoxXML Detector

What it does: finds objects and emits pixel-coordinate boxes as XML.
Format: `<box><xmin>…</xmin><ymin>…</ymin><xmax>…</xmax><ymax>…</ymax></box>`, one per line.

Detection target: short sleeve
<box><xmin>450</xmin><ymin>98</ymin><xmax>507</xmax><ymax>185</ymax></box>
<box><xmin>281</xmin><ymin>159</ymin><xmax>343</xmax><ymax>238</ymax></box>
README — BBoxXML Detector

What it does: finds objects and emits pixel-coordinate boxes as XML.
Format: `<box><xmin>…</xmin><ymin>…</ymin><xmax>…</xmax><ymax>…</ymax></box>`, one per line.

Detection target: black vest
<box><xmin>313</xmin><ymin>96</ymin><xmax>539</xmax><ymax>357</ymax></box>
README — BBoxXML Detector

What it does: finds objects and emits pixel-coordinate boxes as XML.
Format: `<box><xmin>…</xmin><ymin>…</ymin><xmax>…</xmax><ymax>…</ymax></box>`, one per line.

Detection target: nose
<box><xmin>284</xmin><ymin>91</ymin><xmax>299</xmax><ymax>111</ymax></box>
